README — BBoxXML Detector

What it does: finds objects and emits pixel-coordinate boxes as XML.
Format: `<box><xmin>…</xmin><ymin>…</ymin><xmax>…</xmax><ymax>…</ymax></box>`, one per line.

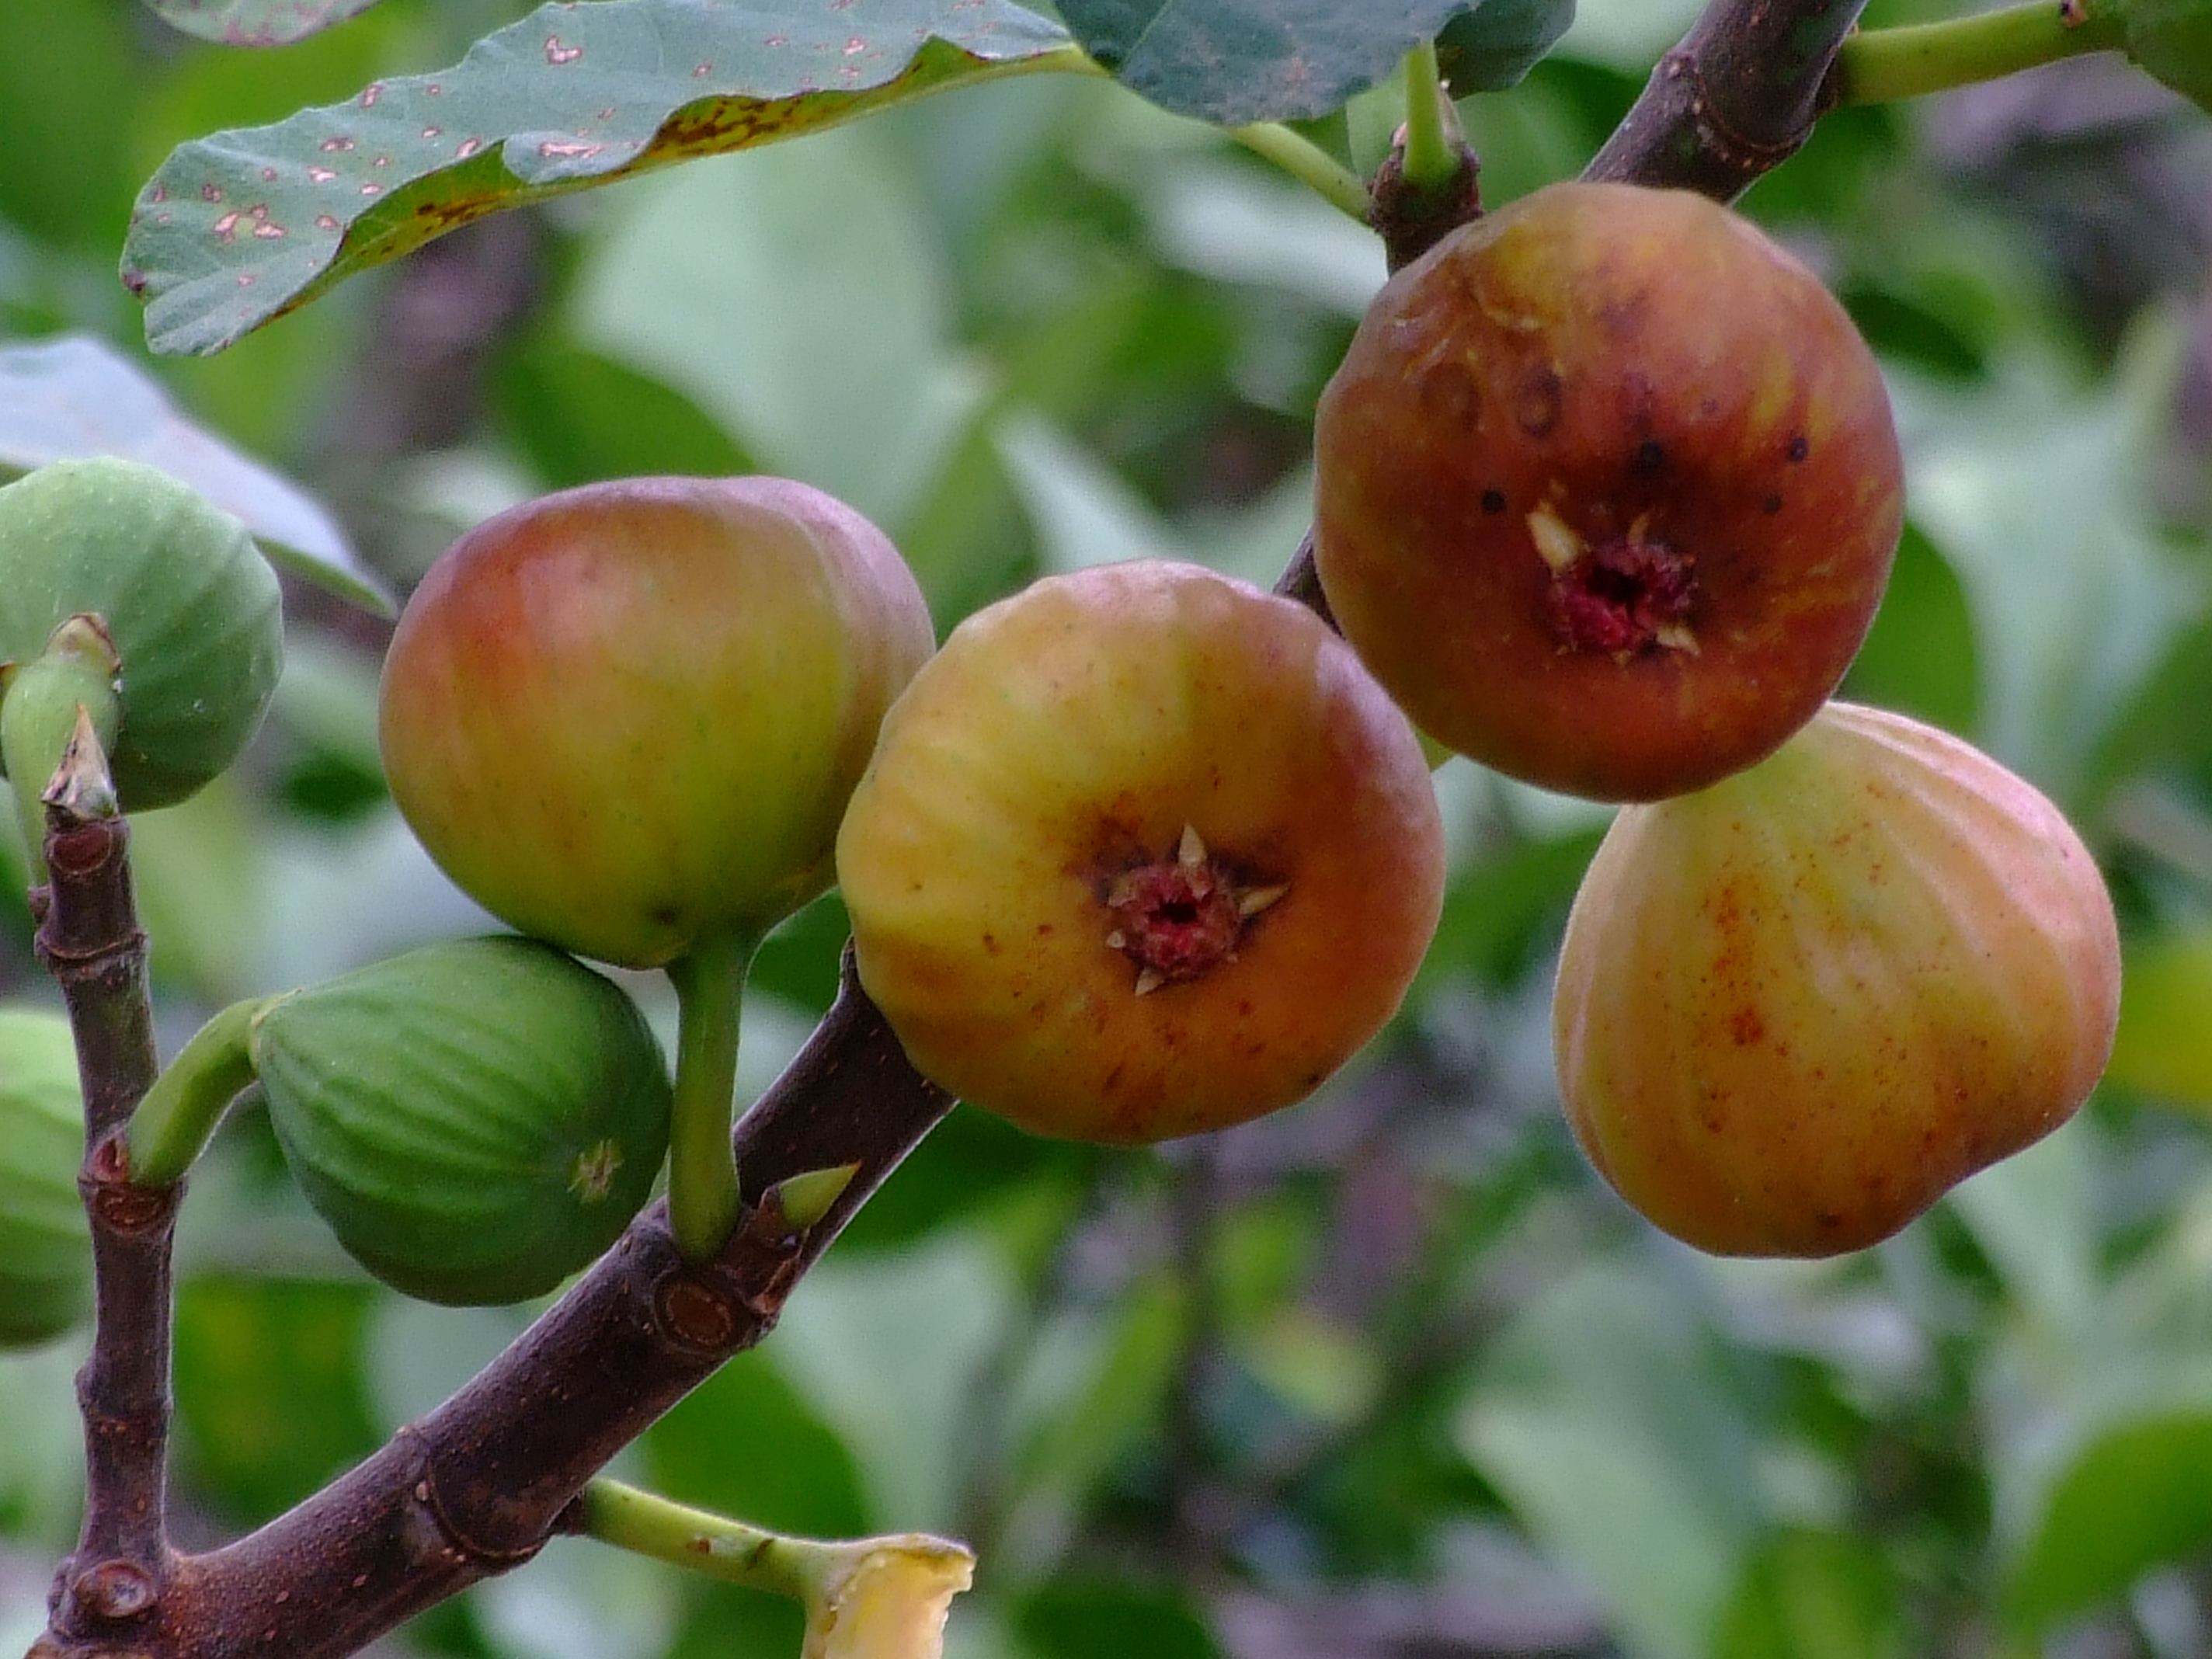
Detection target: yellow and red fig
<box><xmin>838</xmin><ymin>562</ymin><xmax>1445</xmax><ymax>1145</ymax></box>
<box><xmin>1554</xmin><ymin>703</ymin><xmax>2121</xmax><ymax>1256</ymax></box>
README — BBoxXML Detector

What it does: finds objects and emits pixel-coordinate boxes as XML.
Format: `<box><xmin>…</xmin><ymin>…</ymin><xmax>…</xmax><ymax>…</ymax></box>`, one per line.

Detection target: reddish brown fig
<box><xmin>836</xmin><ymin>561</ymin><xmax>1445</xmax><ymax>1145</ymax></box>
<box><xmin>1314</xmin><ymin>181</ymin><xmax>1904</xmax><ymax>802</ymax></box>
<box><xmin>1553</xmin><ymin>703</ymin><xmax>2122</xmax><ymax>1257</ymax></box>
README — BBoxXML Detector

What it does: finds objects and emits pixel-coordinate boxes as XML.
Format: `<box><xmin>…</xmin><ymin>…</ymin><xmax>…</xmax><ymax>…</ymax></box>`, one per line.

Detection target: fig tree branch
<box><xmin>137</xmin><ymin>963</ymin><xmax>948</xmax><ymax>1659</ymax></box>
<box><xmin>1588</xmin><ymin>0</ymin><xmax>1872</xmax><ymax>198</ymax></box>
<box><xmin>32</xmin><ymin>716</ymin><xmax>179</xmax><ymax>1656</ymax></box>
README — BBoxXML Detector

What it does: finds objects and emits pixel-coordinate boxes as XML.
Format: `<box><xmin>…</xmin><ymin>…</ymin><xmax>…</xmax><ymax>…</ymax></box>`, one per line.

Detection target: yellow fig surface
<box><xmin>838</xmin><ymin>561</ymin><xmax>1445</xmax><ymax>1145</ymax></box>
<box><xmin>1553</xmin><ymin>702</ymin><xmax>2120</xmax><ymax>1257</ymax></box>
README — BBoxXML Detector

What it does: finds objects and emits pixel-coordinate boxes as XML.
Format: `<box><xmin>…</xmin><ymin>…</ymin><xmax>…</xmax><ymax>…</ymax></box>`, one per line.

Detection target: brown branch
<box><xmin>30</xmin><ymin>4</ymin><xmax>1872</xmax><ymax>1654</ymax></box>
<box><xmin>1587</xmin><ymin>0</ymin><xmax>1871</xmax><ymax>198</ymax></box>
<box><xmin>145</xmin><ymin>964</ymin><xmax>948</xmax><ymax>1659</ymax></box>
<box><xmin>32</xmin><ymin>722</ymin><xmax>179</xmax><ymax>1657</ymax></box>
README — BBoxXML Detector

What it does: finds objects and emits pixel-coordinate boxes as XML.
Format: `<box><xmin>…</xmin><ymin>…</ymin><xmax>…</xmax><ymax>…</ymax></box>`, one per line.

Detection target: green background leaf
<box><xmin>1437</xmin><ymin>0</ymin><xmax>1577</xmax><ymax>94</ymax></box>
<box><xmin>2125</xmin><ymin>0</ymin><xmax>2212</xmax><ymax>113</ymax></box>
<box><xmin>0</xmin><ymin>334</ymin><xmax>389</xmax><ymax>614</ymax></box>
<box><xmin>1056</xmin><ymin>0</ymin><xmax>1502</xmax><ymax>123</ymax></box>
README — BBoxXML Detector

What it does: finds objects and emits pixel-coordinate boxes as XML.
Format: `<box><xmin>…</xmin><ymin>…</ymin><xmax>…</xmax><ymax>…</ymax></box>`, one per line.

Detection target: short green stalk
<box><xmin>1</xmin><ymin>619</ymin><xmax>121</xmax><ymax>881</ymax></box>
<box><xmin>577</xmin><ymin>1481</ymin><xmax>830</xmax><ymax>1601</ymax></box>
<box><xmin>665</xmin><ymin>932</ymin><xmax>756</xmax><ymax>1261</ymax></box>
<box><xmin>576</xmin><ymin>1480</ymin><xmax>976</xmax><ymax>1656</ymax></box>
<box><xmin>1399</xmin><ymin>40</ymin><xmax>1459</xmax><ymax>194</ymax></box>
<box><xmin>125</xmin><ymin>996</ymin><xmax>274</xmax><ymax>1187</ymax></box>
<box><xmin>1833</xmin><ymin>0</ymin><xmax>2127</xmax><ymax>105</ymax></box>
<box><xmin>1228</xmin><ymin>123</ymin><xmax>1372</xmax><ymax>221</ymax></box>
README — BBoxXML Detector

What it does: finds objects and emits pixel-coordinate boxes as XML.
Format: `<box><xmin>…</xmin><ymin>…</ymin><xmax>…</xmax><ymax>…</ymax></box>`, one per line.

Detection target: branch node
<box><xmin>68</xmin><ymin>1560</ymin><xmax>160</xmax><ymax>1624</ymax></box>
<box><xmin>82</xmin><ymin>1135</ymin><xmax>181</xmax><ymax>1235</ymax></box>
<box><xmin>1368</xmin><ymin>139</ymin><xmax>1484</xmax><ymax>273</ymax></box>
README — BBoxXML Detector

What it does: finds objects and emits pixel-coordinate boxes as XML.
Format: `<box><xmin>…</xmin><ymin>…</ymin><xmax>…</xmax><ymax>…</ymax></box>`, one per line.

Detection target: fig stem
<box><xmin>575</xmin><ymin>1479</ymin><xmax>818</xmax><ymax>1598</ymax></box>
<box><xmin>125</xmin><ymin>996</ymin><xmax>273</xmax><ymax>1188</ymax></box>
<box><xmin>1831</xmin><ymin>0</ymin><xmax>2126</xmax><ymax>105</ymax></box>
<box><xmin>1400</xmin><ymin>41</ymin><xmax>1459</xmax><ymax>196</ymax></box>
<box><xmin>1</xmin><ymin>629</ymin><xmax>121</xmax><ymax>882</ymax></box>
<box><xmin>1226</xmin><ymin>123</ymin><xmax>1372</xmax><ymax>222</ymax></box>
<box><xmin>666</xmin><ymin>932</ymin><xmax>755</xmax><ymax>1262</ymax></box>
<box><xmin>573</xmin><ymin>1480</ymin><xmax>976</xmax><ymax>1629</ymax></box>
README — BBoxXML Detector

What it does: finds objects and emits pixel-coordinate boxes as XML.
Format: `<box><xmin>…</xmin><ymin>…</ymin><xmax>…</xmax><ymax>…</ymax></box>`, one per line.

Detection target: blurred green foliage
<box><xmin>2</xmin><ymin>1</ymin><xmax>2211</xmax><ymax>1656</ymax></box>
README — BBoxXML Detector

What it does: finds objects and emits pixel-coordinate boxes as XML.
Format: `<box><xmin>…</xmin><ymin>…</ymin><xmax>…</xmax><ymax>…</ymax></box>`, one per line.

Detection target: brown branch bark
<box><xmin>1587</xmin><ymin>0</ymin><xmax>1870</xmax><ymax>197</ymax></box>
<box><xmin>32</xmin><ymin>728</ymin><xmax>180</xmax><ymax>1658</ymax></box>
<box><xmin>30</xmin><ymin>3</ymin><xmax>1868</xmax><ymax>1654</ymax></box>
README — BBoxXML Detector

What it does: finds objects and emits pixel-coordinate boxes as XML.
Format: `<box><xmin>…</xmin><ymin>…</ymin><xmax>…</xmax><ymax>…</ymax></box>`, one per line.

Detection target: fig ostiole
<box><xmin>378</xmin><ymin>475</ymin><xmax>935</xmax><ymax>1260</ymax></box>
<box><xmin>125</xmin><ymin>937</ymin><xmax>674</xmax><ymax>1306</ymax></box>
<box><xmin>0</xmin><ymin>459</ymin><xmax>283</xmax><ymax>872</ymax></box>
<box><xmin>1314</xmin><ymin>181</ymin><xmax>1904</xmax><ymax>802</ymax></box>
<box><xmin>838</xmin><ymin>560</ymin><xmax>1446</xmax><ymax>1146</ymax></box>
<box><xmin>1553</xmin><ymin>702</ymin><xmax>2122</xmax><ymax>1257</ymax></box>
<box><xmin>0</xmin><ymin>1007</ymin><xmax>92</xmax><ymax>1351</ymax></box>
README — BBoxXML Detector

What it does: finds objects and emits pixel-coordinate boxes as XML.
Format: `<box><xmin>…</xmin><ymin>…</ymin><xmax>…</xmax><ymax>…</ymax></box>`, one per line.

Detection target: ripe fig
<box><xmin>1553</xmin><ymin>703</ymin><xmax>2121</xmax><ymax>1257</ymax></box>
<box><xmin>380</xmin><ymin>476</ymin><xmax>934</xmax><ymax>970</ymax></box>
<box><xmin>837</xmin><ymin>561</ymin><xmax>1445</xmax><ymax>1144</ymax></box>
<box><xmin>1313</xmin><ymin>182</ymin><xmax>1904</xmax><ymax>802</ymax></box>
<box><xmin>0</xmin><ymin>459</ymin><xmax>282</xmax><ymax>864</ymax></box>
<box><xmin>0</xmin><ymin>1007</ymin><xmax>90</xmax><ymax>1350</ymax></box>
<box><xmin>254</xmin><ymin>937</ymin><xmax>672</xmax><ymax>1306</ymax></box>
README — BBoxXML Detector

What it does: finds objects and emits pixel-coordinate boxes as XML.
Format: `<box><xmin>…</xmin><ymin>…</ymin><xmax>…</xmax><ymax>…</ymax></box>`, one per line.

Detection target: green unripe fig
<box><xmin>0</xmin><ymin>459</ymin><xmax>283</xmax><ymax>817</ymax></box>
<box><xmin>0</xmin><ymin>1007</ymin><xmax>90</xmax><ymax>1350</ymax></box>
<box><xmin>378</xmin><ymin>476</ymin><xmax>934</xmax><ymax>970</ymax></box>
<box><xmin>255</xmin><ymin>937</ymin><xmax>672</xmax><ymax>1306</ymax></box>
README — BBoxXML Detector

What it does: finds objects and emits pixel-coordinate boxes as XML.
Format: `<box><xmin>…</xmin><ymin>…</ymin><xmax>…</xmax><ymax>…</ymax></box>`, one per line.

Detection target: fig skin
<box><xmin>1314</xmin><ymin>182</ymin><xmax>1904</xmax><ymax>803</ymax></box>
<box><xmin>0</xmin><ymin>458</ymin><xmax>282</xmax><ymax>809</ymax></box>
<box><xmin>1553</xmin><ymin>703</ymin><xmax>2121</xmax><ymax>1257</ymax></box>
<box><xmin>256</xmin><ymin>936</ymin><xmax>673</xmax><ymax>1306</ymax></box>
<box><xmin>837</xmin><ymin>561</ymin><xmax>1445</xmax><ymax>1145</ymax></box>
<box><xmin>379</xmin><ymin>477</ymin><xmax>934</xmax><ymax>969</ymax></box>
<box><xmin>0</xmin><ymin>1008</ymin><xmax>90</xmax><ymax>1350</ymax></box>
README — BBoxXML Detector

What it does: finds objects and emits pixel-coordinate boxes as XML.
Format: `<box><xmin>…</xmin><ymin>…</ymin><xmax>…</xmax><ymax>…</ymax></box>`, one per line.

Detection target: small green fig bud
<box><xmin>0</xmin><ymin>1007</ymin><xmax>90</xmax><ymax>1350</ymax></box>
<box><xmin>254</xmin><ymin>937</ymin><xmax>672</xmax><ymax>1306</ymax></box>
<box><xmin>0</xmin><ymin>458</ymin><xmax>283</xmax><ymax>813</ymax></box>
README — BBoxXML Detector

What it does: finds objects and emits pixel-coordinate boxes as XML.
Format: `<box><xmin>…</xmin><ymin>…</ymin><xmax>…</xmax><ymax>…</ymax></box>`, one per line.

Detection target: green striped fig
<box><xmin>0</xmin><ymin>459</ymin><xmax>282</xmax><ymax>826</ymax></box>
<box><xmin>0</xmin><ymin>1007</ymin><xmax>90</xmax><ymax>1350</ymax></box>
<box><xmin>256</xmin><ymin>936</ymin><xmax>671</xmax><ymax>1306</ymax></box>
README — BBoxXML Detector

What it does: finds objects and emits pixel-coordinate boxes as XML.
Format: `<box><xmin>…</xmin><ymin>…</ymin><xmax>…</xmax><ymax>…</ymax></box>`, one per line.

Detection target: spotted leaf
<box><xmin>123</xmin><ymin>0</ymin><xmax>1078</xmax><ymax>356</ymax></box>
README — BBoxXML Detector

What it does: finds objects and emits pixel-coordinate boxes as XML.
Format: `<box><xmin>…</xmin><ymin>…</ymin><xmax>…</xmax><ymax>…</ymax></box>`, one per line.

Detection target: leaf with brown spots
<box><xmin>142</xmin><ymin>0</ymin><xmax>391</xmax><ymax>47</ymax></box>
<box><xmin>123</xmin><ymin>0</ymin><xmax>1079</xmax><ymax>356</ymax></box>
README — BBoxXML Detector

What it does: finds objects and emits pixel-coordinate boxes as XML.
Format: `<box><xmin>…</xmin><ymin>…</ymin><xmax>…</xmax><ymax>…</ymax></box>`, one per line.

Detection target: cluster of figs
<box><xmin>0</xmin><ymin>180</ymin><xmax>2122</xmax><ymax>1345</ymax></box>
